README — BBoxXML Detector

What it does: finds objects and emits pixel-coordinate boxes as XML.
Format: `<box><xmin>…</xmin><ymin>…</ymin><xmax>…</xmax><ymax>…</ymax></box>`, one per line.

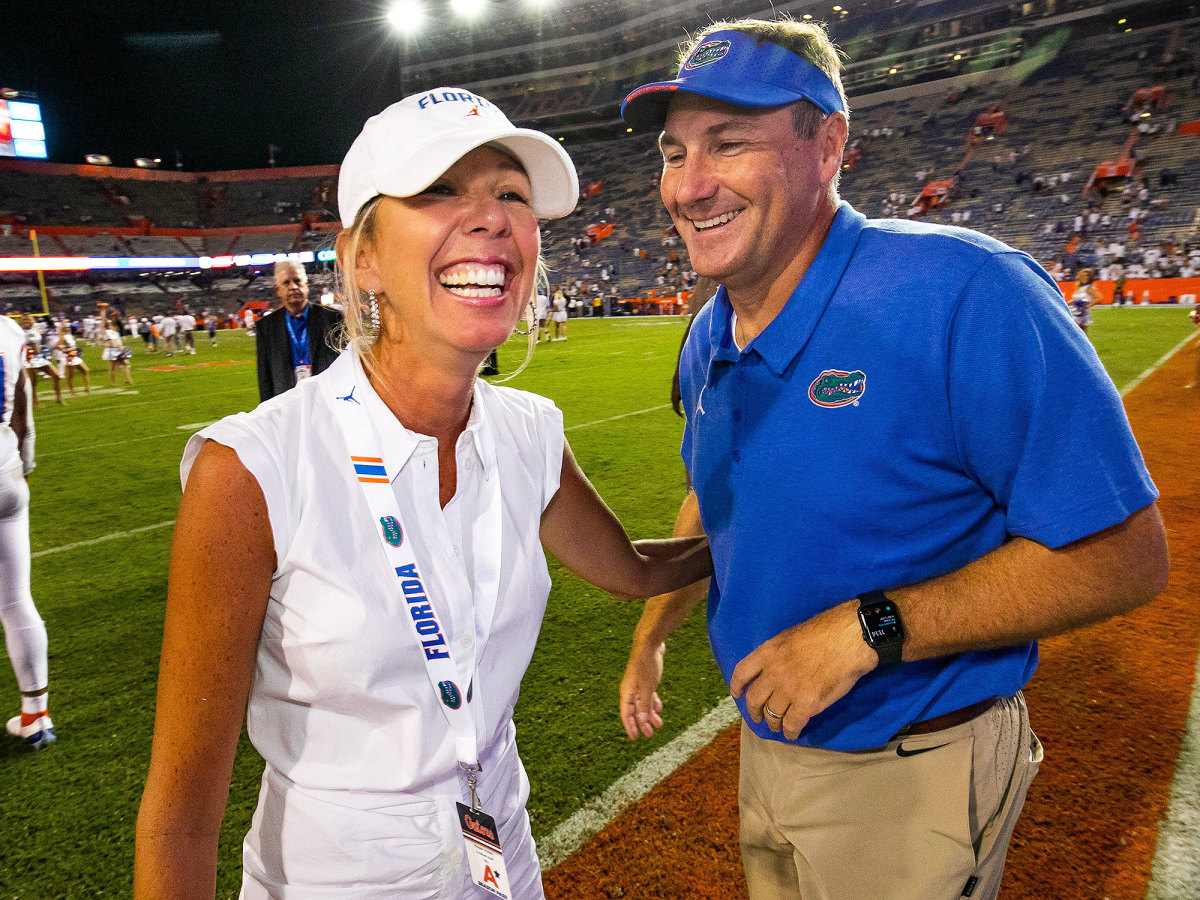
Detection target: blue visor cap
<box><xmin>621</xmin><ymin>30</ymin><xmax>845</xmax><ymax>131</ymax></box>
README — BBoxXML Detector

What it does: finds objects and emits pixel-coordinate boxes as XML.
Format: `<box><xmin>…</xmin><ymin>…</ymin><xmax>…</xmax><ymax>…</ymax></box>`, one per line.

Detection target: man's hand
<box><xmin>620</xmin><ymin>640</ymin><xmax>666</xmax><ymax>739</ymax></box>
<box><xmin>729</xmin><ymin>599</ymin><xmax>877</xmax><ymax>742</ymax></box>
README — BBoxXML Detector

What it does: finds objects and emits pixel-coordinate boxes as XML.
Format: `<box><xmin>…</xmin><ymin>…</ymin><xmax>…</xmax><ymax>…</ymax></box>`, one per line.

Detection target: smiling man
<box><xmin>618</xmin><ymin>17</ymin><xmax>1169</xmax><ymax>900</ymax></box>
<box><xmin>256</xmin><ymin>260</ymin><xmax>343</xmax><ymax>403</ymax></box>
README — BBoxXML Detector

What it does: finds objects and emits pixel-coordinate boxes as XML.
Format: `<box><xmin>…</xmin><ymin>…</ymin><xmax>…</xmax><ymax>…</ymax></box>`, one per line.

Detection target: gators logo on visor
<box><xmin>684</xmin><ymin>40</ymin><xmax>731</xmax><ymax>69</ymax></box>
<box><xmin>380</xmin><ymin>515</ymin><xmax>403</xmax><ymax>547</ymax></box>
<box><xmin>439</xmin><ymin>680</ymin><xmax>462</xmax><ymax>709</ymax></box>
<box><xmin>809</xmin><ymin>369</ymin><xmax>866</xmax><ymax>407</ymax></box>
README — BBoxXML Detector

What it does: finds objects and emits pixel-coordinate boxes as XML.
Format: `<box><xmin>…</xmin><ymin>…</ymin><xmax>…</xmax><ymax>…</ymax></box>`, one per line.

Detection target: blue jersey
<box><xmin>679</xmin><ymin>202</ymin><xmax>1157</xmax><ymax>751</ymax></box>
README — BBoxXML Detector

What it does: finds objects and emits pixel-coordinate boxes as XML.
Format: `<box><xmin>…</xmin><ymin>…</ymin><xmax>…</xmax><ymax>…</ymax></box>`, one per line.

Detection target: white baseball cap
<box><xmin>338</xmin><ymin>87</ymin><xmax>579</xmax><ymax>227</ymax></box>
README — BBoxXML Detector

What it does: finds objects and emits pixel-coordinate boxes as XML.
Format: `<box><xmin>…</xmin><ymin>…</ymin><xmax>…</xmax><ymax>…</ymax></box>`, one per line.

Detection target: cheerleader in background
<box><xmin>16</xmin><ymin>314</ymin><xmax>63</xmax><ymax>407</ymax></box>
<box><xmin>101</xmin><ymin>313</ymin><xmax>134</xmax><ymax>387</ymax></box>
<box><xmin>53</xmin><ymin>321</ymin><xmax>91</xmax><ymax>397</ymax></box>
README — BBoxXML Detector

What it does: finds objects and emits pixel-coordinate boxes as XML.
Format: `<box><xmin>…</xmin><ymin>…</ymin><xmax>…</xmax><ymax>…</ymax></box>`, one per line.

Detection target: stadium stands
<box><xmin>3</xmin><ymin>8</ymin><xmax>1198</xmax><ymax>316</ymax></box>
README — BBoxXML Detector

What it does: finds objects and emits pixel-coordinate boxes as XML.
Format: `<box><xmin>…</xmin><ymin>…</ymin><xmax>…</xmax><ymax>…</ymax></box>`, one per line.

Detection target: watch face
<box><xmin>860</xmin><ymin>601</ymin><xmax>904</xmax><ymax>645</ymax></box>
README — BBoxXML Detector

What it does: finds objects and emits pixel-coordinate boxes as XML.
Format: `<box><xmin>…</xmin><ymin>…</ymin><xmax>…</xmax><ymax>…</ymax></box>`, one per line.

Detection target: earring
<box><xmin>512</xmin><ymin>298</ymin><xmax>535</xmax><ymax>336</ymax></box>
<box><xmin>367</xmin><ymin>289</ymin><xmax>380</xmax><ymax>336</ymax></box>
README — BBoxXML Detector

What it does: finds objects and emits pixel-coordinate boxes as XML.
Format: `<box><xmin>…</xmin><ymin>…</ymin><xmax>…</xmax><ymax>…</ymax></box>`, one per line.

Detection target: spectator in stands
<box><xmin>255</xmin><ymin>261</ymin><xmax>343</xmax><ymax>403</ymax></box>
<box><xmin>618</xmin><ymin>17</ymin><xmax>1167</xmax><ymax>900</ymax></box>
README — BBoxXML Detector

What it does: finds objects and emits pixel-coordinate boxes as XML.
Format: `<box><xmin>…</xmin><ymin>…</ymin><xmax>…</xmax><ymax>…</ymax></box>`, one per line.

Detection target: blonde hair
<box><xmin>680</xmin><ymin>16</ymin><xmax>850</xmax><ymax>138</ymax></box>
<box><xmin>333</xmin><ymin>193</ymin><xmax>548</xmax><ymax>383</ymax></box>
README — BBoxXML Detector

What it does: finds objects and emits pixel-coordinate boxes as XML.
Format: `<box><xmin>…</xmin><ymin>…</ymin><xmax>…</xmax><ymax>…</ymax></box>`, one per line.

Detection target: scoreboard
<box><xmin>0</xmin><ymin>88</ymin><xmax>47</xmax><ymax>159</ymax></box>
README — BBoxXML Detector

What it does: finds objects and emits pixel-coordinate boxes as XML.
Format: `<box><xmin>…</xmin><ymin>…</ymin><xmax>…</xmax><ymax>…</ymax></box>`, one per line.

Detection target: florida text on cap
<box><xmin>620</xmin><ymin>30</ymin><xmax>845</xmax><ymax>131</ymax></box>
<box><xmin>338</xmin><ymin>87</ymin><xmax>579</xmax><ymax>227</ymax></box>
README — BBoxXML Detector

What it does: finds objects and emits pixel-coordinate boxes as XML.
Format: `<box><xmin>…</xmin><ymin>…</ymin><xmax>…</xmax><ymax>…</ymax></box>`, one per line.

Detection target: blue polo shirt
<box><xmin>680</xmin><ymin>202</ymin><xmax>1157</xmax><ymax>751</ymax></box>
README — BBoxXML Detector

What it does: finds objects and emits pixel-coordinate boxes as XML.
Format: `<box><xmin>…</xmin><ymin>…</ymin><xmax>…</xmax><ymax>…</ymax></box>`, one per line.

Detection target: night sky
<box><xmin>5</xmin><ymin>1</ymin><xmax>459</xmax><ymax>171</ymax></box>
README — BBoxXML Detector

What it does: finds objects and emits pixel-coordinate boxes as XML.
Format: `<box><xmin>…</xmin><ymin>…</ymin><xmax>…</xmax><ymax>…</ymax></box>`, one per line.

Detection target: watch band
<box><xmin>858</xmin><ymin>590</ymin><xmax>905</xmax><ymax>666</ymax></box>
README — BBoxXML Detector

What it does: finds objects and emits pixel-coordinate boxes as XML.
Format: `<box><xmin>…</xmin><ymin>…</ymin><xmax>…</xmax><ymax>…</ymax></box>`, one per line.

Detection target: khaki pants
<box><xmin>739</xmin><ymin>693</ymin><xmax>1042</xmax><ymax>900</ymax></box>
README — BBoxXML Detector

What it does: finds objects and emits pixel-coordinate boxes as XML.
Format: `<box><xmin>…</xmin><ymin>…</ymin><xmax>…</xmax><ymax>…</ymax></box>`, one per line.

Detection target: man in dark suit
<box><xmin>256</xmin><ymin>261</ymin><xmax>343</xmax><ymax>403</ymax></box>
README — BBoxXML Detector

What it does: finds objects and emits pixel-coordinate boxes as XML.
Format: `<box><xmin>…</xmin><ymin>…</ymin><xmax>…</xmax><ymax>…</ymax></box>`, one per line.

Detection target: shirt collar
<box><xmin>707</xmin><ymin>201</ymin><xmax>867</xmax><ymax>376</ymax></box>
<box><xmin>348</xmin><ymin>350</ymin><xmax>496</xmax><ymax>482</ymax></box>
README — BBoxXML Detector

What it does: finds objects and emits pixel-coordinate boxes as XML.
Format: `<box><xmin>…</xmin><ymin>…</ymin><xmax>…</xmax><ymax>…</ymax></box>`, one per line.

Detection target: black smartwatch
<box><xmin>857</xmin><ymin>590</ymin><xmax>905</xmax><ymax>666</ymax></box>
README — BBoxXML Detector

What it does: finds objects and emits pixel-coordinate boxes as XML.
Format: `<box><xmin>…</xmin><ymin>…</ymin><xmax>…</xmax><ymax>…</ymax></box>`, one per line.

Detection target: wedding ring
<box><xmin>764</xmin><ymin>705</ymin><xmax>784</xmax><ymax>719</ymax></box>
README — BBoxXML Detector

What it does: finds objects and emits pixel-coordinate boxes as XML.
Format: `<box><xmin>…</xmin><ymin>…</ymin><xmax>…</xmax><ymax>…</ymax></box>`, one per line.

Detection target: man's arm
<box><xmin>731</xmin><ymin>501</ymin><xmax>1169</xmax><ymax>741</ymax></box>
<box><xmin>619</xmin><ymin>490</ymin><xmax>710</xmax><ymax>739</ymax></box>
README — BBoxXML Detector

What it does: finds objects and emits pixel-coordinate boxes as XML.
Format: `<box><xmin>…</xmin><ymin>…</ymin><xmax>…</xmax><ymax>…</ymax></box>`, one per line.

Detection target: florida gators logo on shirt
<box><xmin>809</xmin><ymin>369</ymin><xmax>866</xmax><ymax>407</ymax></box>
<box><xmin>439</xmin><ymin>680</ymin><xmax>462</xmax><ymax>709</ymax></box>
<box><xmin>380</xmin><ymin>515</ymin><xmax>403</xmax><ymax>547</ymax></box>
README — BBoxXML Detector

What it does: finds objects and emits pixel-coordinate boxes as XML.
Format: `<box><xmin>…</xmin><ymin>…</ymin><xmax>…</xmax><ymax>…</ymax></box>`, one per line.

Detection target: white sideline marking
<box><xmin>565</xmin><ymin>404</ymin><xmax>672</xmax><ymax>431</ymax></box>
<box><xmin>177</xmin><ymin>420</ymin><xmax>218</xmax><ymax>430</ymax></box>
<box><xmin>38</xmin><ymin>431</ymin><xmax>183</xmax><ymax>459</ymax></box>
<box><xmin>1120</xmin><ymin>330</ymin><xmax>1200</xmax><ymax>398</ymax></box>
<box><xmin>536</xmin><ymin>697</ymin><xmax>740</xmax><ymax>869</ymax></box>
<box><xmin>1147</xmin><ymin>649</ymin><xmax>1200</xmax><ymax>899</ymax></box>
<box><xmin>32</xmin><ymin>520</ymin><xmax>176</xmax><ymax>558</ymax></box>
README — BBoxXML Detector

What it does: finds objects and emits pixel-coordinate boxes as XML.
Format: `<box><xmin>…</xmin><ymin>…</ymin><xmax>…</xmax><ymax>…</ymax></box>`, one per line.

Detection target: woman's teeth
<box><xmin>438</xmin><ymin>264</ymin><xmax>507</xmax><ymax>296</ymax></box>
<box><xmin>693</xmin><ymin>209</ymin><xmax>743</xmax><ymax>231</ymax></box>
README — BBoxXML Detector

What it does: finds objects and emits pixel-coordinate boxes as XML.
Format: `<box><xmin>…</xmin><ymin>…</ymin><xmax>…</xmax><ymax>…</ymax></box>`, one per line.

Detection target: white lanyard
<box><xmin>324</xmin><ymin>355</ymin><xmax>486</xmax><ymax>771</ymax></box>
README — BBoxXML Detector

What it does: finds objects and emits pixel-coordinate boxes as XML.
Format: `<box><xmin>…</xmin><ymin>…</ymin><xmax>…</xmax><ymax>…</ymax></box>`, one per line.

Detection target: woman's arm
<box><xmin>134</xmin><ymin>441</ymin><xmax>275</xmax><ymax>900</ymax></box>
<box><xmin>539</xmin><ymin>441</ymin><xmax>711</xmax><ymax>598</ymax></box>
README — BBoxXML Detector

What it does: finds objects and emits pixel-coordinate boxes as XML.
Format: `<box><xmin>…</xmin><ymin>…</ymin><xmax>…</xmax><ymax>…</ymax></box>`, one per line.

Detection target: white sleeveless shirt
<box><xmin>182</xmin><ymin>349</ymin><xmax>563</xmax><ymax>898</ymax></box>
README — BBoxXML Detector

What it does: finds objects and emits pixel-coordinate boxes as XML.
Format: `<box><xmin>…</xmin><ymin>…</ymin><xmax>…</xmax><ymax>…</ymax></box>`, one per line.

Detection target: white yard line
<box><xmin>1120</xmin><ymin>330</ymin><xmax>1200</xmax><ymax>398</ymax></box>
<box><xmin>565</xmin><ymin>404</ymin><xmax>673</xmax><ymax>431</ymax></box>
<box><xmin>31</xmin><ymin>519</ymin><xmax>176</xmax><ymax>558</ymax></box>
<box><xmin>536</xmin><ymin>698</ymin><xmax>740</xmax><ymax>869</ymax></box>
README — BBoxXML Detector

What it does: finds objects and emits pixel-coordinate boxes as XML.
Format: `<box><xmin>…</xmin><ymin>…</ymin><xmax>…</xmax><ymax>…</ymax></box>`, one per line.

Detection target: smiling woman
<box><xmin>133</xmin><ymin>87</ymin><xmax>713</xmax><ymax>900</ymax></box>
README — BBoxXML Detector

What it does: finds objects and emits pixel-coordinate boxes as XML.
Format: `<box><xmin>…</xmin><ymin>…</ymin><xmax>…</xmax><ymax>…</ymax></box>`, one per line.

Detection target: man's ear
<box><xmin>820</xmin><ymin>111</ymin><xmax>850</xmax><ymax>184</ymax></box>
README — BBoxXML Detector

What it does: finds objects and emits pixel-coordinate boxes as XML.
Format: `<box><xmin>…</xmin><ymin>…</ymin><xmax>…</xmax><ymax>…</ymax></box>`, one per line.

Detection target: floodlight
<box><xmin>889</xmin><ymin>67</ymin><xmax>898</xmax><ymax>74</ymax></box>
<box><xmin>802</xmin><ymin>13</ymin><xmax>813</xmax><ymax>19</ymax></box>
<box><xmin>1118</xmin><ymin>18</ymin><xmax>1126</xmax><ymax>24</ymax></box>
<box><xmin>953</xmin><ymin>54</ymin><xmax>962</xmax><ymax>60</ymax></box>
<box><xmin>388</xmin><ymin>0</ymin><xmax>425</xmax><ymax>33</ymax></box>
<box><xmin>832</xmin><ymin>5</ymin><xmax>842</xmax><ymax>10</ymax></box>
<box><xmin>451</xmin><ymin>0</ymin><xmax>486</xmax><ymax>17</ymax></box>
<box><xmin>626</xmin><ymin>128</ymin><xmax>633</xmax><ymax>133</ymax></box>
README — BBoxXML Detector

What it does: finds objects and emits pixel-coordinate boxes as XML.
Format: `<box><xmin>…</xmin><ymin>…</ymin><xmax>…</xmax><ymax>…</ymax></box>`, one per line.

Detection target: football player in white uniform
<box><xmin>0</xmin><ymin>314</ymin><xmax>54</xmax><ymax>749</ymax></box>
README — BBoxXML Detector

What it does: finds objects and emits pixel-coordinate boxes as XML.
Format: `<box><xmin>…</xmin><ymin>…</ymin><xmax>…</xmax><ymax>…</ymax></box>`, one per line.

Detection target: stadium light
<box><xmin>802</xmin><ymin>13</ymin><xmax>813</xmax><ymax>19</ymax></box>
<box><xmin>832</xmin><ymin>5</ymin><xmax>842</xmax><ymax>10</ymax></box>
<box><xmin>1118</xmin><ymin>18</ymin><xmax>1126</xmax><ymax>24</ymax></box>
<box><xmin>451</xmin><ymin>0</ymin><xmax>486</xmax><ymax>18</ymax></box>
<box><xmin>387</xmin><ymin>0</ymin><xmax>424</xmax><ymax>33</ymax></box>
<box><xmin>626</xmin><ymin>128</ymin><xmax>633</xmax><ymax>133</ymax></box>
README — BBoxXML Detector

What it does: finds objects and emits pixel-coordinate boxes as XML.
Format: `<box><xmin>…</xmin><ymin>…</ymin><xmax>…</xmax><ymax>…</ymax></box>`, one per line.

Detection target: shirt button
<box><xmin>732</xmin><ymin>449</ymin><xmax>741</xmax><ymax>463</ymax></box>
<box><xmin>732</xmin><ymin>409</ymin><xmax>742</xmax><ymax>422</ymax></box>
<box><xmin>459</xmin><ymin>635</ymin><xmax>474</xmax><ymax>649</ymax></box>
<box><xmin>450</xmin><ymin>851</ymin><xmax>463</xmax><ymax>865</ymax></box>
<box><xmin>453</xmin><ymin>546</ymin><xmax>462</xmax><ymax>558</ymax></box>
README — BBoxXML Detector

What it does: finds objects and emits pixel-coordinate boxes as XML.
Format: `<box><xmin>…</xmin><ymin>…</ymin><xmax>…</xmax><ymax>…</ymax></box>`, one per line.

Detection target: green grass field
<box><xmin>1</xmin><ymin>306</ymin><xmax>1195</xmax><ymax>898</ymax></box>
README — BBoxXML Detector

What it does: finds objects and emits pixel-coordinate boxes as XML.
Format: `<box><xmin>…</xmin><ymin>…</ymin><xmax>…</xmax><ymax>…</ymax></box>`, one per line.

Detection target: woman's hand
<box><xmin>540</xmin><ymin>441</ymin><xmax>712</xmax><ymax>598</ymax></box>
